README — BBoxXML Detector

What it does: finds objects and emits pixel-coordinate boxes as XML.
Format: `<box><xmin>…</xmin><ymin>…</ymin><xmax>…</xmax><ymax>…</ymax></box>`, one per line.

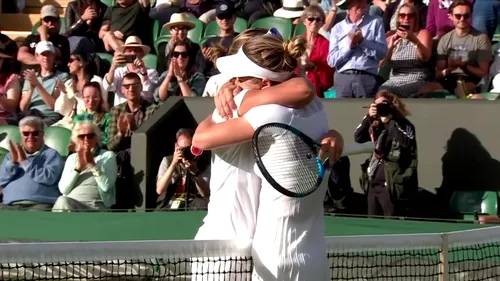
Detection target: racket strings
<box><xmin>256</xmin><ymin>126</ymin><xmax>322</xmax><ymax>195</ymax></box>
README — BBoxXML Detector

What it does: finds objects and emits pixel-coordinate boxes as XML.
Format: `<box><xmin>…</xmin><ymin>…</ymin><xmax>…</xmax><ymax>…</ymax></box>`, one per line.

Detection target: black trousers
<box><xmin>367</xmin><ymin>184</ymin><xmax>395</xmax><ymax>217</ymax></box>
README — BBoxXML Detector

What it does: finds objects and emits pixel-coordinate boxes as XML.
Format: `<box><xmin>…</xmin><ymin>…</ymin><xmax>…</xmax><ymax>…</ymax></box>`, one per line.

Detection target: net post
<box><xmin>439</xmin><ymin>233</ymin><xmax>449</xmax><ymax>281</ymax></box>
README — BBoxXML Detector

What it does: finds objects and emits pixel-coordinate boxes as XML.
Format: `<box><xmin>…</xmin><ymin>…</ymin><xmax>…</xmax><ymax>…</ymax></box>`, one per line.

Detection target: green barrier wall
<box><xmin>131</xmin><ymin>98</ymin><xmax>500</xmax><ymax>215</ymax></box>
<box><xmin>0</xmin><ymin>211</ymin><xmax>489</xmax><ymax>242</ymax></box>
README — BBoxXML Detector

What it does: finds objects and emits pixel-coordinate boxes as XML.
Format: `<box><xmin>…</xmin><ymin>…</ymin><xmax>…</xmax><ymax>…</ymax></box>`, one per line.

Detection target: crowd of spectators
<box><xmin>0</xmin><ymin>0</ymin><xmax>498</xmax><ymax>215</ymax></box>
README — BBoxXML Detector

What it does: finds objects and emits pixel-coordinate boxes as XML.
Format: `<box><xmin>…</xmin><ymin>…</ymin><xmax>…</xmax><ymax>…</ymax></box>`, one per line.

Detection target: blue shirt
<box><xmin>0</xmin><ymin>145</ymin><xmax>64</xmax><ymax>205</ymax></box>
<box><xmin>327</xmin><ymin>15</ymin><xmax>387</xmax><ymax>75</ymax></box>
<box><xmin>22</xmin><ymin>71</ymin><xmax>70</xmax><ymax>119</ymax></box>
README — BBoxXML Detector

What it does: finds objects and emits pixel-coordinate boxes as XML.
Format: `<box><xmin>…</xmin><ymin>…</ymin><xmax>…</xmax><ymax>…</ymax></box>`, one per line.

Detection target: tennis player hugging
<box><xmin>191</xmin><ymin>32</ymin><xmax>344</xmax><ymax>281</ymax></box>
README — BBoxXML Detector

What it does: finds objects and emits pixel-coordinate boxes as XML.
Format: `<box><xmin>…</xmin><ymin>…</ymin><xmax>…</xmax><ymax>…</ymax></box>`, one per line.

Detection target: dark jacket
<box><xmin>65</xmin><ymin>1</ymin><xmax>107</xmax><ymax>38</ymax></box>
<box><xmin>355</xmin><ymin>114</ymin><xmax>418</xmax><ymax>200</ymax></box>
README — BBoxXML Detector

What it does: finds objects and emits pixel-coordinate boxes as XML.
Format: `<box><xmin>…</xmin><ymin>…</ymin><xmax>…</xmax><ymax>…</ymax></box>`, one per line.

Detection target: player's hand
<box><xmin>215</xmin><ymin>81</ymin><xmax>242</xmax><ymax>120</ymax></box>
<box><xmin>319</xmin><ymin>130</ymin><xmax>344</xmax><ymax>167</ymax></box>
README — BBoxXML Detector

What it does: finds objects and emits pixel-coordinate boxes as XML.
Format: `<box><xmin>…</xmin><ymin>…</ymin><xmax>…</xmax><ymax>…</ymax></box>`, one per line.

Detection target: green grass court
<box><xmin>0</xmin><ymin>211</ymin><xmax>491</xmax><ymax>242</ymax></box>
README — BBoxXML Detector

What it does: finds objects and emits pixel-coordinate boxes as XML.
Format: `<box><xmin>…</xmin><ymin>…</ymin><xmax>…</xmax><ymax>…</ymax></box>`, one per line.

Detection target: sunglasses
<box><xmin>307</xmin><ymin>17</ymin><xmax>323</xmax><ymax>23</ymax></box>
<box><xmin>77</xmin><ymin>133</ymin><xmax>96</xmax><ymax>140</ymax></box>
<box><xmin>398</xmin><ymin>12</ymin><xmax>415</xmax><ymax>19</ymax></box>
<box><xmin>68</xmin><ymin>57</ymin><xmax>79</xmax><ymax>63</ymax></box>
<box><xmin>22</xmin><ymin>131</ymin><xmax>41</xmax><ymax>137</ymax></box>
<box><xmin>453</xmin><ymin>13</ymin><xmax>470</xmax><ymax>20</ymax></box>
<box><xmin>172</xmin><ymin>51</ymin><xmax>189</xmax><ymax>58</ymax></box>
<box><xmin>122</xmin><ymin>83</ymin><xmax>140</xmax><ymax>89</ymax></box>
<box><xmin>43</xmin><ymin>17</ymin><xmax>59</xmax><ymax>23</ymax></box>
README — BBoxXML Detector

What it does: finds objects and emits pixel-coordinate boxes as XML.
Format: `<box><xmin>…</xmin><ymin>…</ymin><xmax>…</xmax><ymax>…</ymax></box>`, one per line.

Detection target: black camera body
<box><xmin>376</xmin><ymin>102</ymin><xmax>392</xmax><ymax>117</ymax></box>
<box><xmin>182</xmin><ymin>146</ymin><xmax>196</xmax><ymax>161</ymax></box>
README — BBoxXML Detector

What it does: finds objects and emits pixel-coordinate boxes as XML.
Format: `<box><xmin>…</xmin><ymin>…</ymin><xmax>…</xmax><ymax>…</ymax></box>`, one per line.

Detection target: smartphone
<box><xmin>398</xmin><ymin>24</ymin><xmax>410</xmax><ymax>31</ymax></box>
<box><xmin>124</xmin><ymin>55</ymin><xmax>136</xmax><ymax>63</ymax></box>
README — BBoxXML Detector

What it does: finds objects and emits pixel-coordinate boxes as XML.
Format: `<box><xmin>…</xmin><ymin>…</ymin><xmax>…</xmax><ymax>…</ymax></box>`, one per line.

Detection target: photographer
<box><xmin>156</xmin><ymin>128</ymin><xmax>210</xmax><ymax>210</ymax></box>
<box><xmin>355</xmin><ymin>90</ymin><xmax>418</xmax><ymax>217</ymax></box>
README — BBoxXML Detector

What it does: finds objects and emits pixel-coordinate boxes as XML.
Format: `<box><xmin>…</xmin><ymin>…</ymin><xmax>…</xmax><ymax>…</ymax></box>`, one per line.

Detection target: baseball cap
<box><xmin>216</xmin><ymin>3</ymin><xmax>234</xmax><ymax>18</ymax></box>
<box><xmin>40</xmin><ymin>5</ymin><xmax>59</xmax><ymax>19</ymax></box>
<box><xmin>35</xmin><ymin>41</ymin><xmax>56</xmax><ymax>55</ymax></box>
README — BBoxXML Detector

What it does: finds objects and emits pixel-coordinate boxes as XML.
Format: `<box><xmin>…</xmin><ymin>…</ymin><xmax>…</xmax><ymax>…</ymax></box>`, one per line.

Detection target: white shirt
<box><xmin>202</xmin><ymin>73</ymin><xmax>231</xmax><ymax>97</ymax></box>
<box><xmin>102</xmin><ymin>66</ymin><xmax>159</xmax><ymax>106</ymax></box>
<box><xmin>195</xmin><ymin>90</ymin><xmax>261</xmax><ymax>241</ymax></box>
<box><xmin>244</xmin><ymin>98</ymin><xmax>330</xmax><ymax>281</ymax></box>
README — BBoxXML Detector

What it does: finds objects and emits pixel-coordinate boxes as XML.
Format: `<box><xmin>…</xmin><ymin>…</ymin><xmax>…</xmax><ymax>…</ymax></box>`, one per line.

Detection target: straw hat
<box><xmin>336</xmin><ymin>0</ymin><xmax>349</xmax><ymax>10</ymax></box>
<box><xmin>116</xmin><ymin>36</ymin><xmax>151</xmax><ymax>54</ymax></box>
<box><xmin>163</xmin><ymin>13</ymin><xmax>196</xmax><ymax>30</ymax></box>
<box><xmin>274</xmin><ymin>0</ymin><xmax>305</xmax><ymax>19</ymax></box>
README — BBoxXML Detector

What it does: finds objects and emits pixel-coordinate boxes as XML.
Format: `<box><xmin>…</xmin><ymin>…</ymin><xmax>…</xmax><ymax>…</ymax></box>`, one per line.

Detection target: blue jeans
<box><xmin>472</xmin><ymin>0</ymin><xmax>500</xmax><ymax>41</ymax></box>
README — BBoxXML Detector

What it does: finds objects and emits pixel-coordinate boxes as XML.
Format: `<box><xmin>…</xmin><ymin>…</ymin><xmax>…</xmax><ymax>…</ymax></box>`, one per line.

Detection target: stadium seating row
<box><xmin>0</xmin><ymin>125</ymin><xmax>71</xmax><ymax>163</ymax></box>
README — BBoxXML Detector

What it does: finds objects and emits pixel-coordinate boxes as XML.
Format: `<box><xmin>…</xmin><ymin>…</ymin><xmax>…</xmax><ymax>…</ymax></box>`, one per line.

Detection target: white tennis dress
<box><xmin>192</xmin><ymin>90</ymin><xmax>260</xmax><ymax>281</ymax></box>
<box><xmin>244</xmin><ymin>97</ymin><xmax>330</xmax><ymax>281</ymax></box>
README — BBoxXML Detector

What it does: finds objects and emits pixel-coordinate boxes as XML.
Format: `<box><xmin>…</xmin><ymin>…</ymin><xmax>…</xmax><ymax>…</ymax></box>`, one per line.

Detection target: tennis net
<box><xmin>1</xmin><ymin>226</ymin><xmax>500</xmax><ymax>280</ymax></box>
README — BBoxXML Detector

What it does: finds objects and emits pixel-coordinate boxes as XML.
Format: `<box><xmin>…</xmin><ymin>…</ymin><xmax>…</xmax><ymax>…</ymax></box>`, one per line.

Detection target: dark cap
<box><xmin>216</xmin><ymin>2</ymin><xmax>234</xmax><ymax>18</ymax></box>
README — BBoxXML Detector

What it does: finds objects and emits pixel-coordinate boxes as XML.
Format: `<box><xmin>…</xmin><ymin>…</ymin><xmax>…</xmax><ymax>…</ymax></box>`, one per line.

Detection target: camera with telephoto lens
<box><xmin>376</xmin><ymin>102</ymin><xmax>392</xmax><ymax>117</ymax></box>
<box><xmin>182</xmin><ymin>146</ymin><xmax>196</xmax><ymax>161</ymax></box>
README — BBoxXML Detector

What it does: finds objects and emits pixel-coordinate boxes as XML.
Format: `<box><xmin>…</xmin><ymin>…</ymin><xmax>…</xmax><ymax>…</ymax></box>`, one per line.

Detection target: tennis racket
<box><xmin>252</xmin><ymin>123</ymin><xmax>374</xmax><ymax>198</ymax></box>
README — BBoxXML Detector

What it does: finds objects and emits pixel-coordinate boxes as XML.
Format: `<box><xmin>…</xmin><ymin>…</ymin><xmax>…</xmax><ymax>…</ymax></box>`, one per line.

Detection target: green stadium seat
<box><xmin>44</xmin><ymin>126</ymin><xmax>72</xmax><ymax>158</ymax></box>
<box><xmin>101</xmin><ymin>0</ymin><xmax>115</xmax><ymax>7</ymax></box>
<box><xmin>250</xmin><ymin>17</ymin><xmax>293</xmax><ymax>40</ymax></box>
<box><xmin>293</xmin><ymin>22</ymin><xmax>306</xmax><ymax>37</ymax></box>
<box><xmin>0</xmin><ymin>147</ymin><xmax>8</xmax><ymax>164</ymax></box>
<box><xmin>160</xmin><ymin>17</ymin><xmax>205</xmax><ymax>44</ymax></box>
<box><xmin>96</xmin><ymin>52</ymin><xmax>113</xmax><ymax>66</ymax></box>
<box><xmin>0</xmin><ymin>125</ymin><xmax>22</xmax><ymax>151</ymax></box>
<box><xmin>199</xmin><ymin>36</ymin><xmax>214</xmax><ymax>47</ymax></box>
<box><xmin>493</xmin><ymin>26</ymin><xmax>500</xmax><ymax>43</ymax></box>
<box><xmin>32</xmin><ymin>18</ymin><xmax>68</xmax><ymax>35</ymax></box>
<box><xmin>203</xmin><ymin>17</ymin><xmax>248</xmax><ymax>37</ymax></box>
<box><xmin>450</xmin><ymin>191</ymin><xmax>499</xmax><ymax>221</ymax></box>
<box><xmin>478</xmin><ymin>92</ymin><xmax>500</xmax><ymax>100</ymax></box>
<box><xmin>154</xmin><ymin>35</ymin><xmax>171</xmax><ymax>54</ymax></box>
<box><xmin>142</xmin><ymin>54</ymin><xmax>158</xmax><ymax>69</ymax></box>
<box><xmin>152</xmin><ymin>20</ymin><xmax>161</xmax><ymax>43</ymax></box>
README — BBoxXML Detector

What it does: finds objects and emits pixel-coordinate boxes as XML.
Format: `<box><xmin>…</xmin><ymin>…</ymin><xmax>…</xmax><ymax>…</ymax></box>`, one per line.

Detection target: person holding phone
<box><xmin>379</xmin><ymin>3</ymin><xmax>433</xmax><ymax>97</ymax></box>
<box><xmin>103</xmin><ymin>36</ymin><xmax>159</xmax><ymax>105</ymax></box>
<box><xmin>355</xmin><ymin>90</ymin><xmax>418</xmax><ymax>217</ymax></box>
<box><xmin>156</xmin><ymin>128</ymin><xmax>210</xmax><ymax>210</ymax></box>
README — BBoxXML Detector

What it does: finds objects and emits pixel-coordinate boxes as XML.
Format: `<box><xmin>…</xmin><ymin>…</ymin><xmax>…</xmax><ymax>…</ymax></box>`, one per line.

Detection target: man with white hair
<box><xmin>0</xmin><ymin>116</ymin><xmax>64</xmax><ymax>210</ymax></box>
<box><xmin>18</xmin><ymin>41</ymin><xmax>70</xmax><ymax>126</ymax></box>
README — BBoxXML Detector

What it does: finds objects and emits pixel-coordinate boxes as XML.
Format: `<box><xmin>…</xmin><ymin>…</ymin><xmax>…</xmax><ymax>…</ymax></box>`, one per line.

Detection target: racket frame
<box><xmin>252</xmin><ymin>123</ymin><xmax>326</xmax><ymax>198</ymax></box>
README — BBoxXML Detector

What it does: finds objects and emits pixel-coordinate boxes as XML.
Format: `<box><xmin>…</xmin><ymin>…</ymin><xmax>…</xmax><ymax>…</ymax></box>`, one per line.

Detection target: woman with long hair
<box><xmin>379</xmin><ymin>3</ymin><xmax>433</xmax><ymax>97</ymax></box>
<box><xmin>73</xmin><ymin>82</ymin><xmax>110</xmax><ymax>148</ymax></box>
<box><xmin>355</xmin><ymin>90</ymin><xmax>418</xmax><ymax>217</ymax></box>
<box><xmin>53</xmin><ymin>52</ymin><xmax>106</xmax><ymax>128</ymax></box>
<box><xmin>0</xmin><ymin>45</ymin><xmax>20</xmax><ymax>125</ymax></box>
<box><xmin>155</xmin><ymin>40</ymin><xmax>206</xmax><ymax>101</ymax></box>
<box><xmin>192</xmin><ymin>34</ymin><xmax>340</xmax><ymax>281</ymax></box>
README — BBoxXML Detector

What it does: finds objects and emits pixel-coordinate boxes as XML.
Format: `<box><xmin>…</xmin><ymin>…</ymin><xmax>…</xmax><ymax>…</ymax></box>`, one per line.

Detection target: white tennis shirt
<box><xmin>244</xmin><ymin>97</ymin><xmax>330</xmax><ymax>281</ymax></box>
<box><xmin>195</xmin><ymin>90</ymin><xmax>261</xmax><ymax>241</ymax></box>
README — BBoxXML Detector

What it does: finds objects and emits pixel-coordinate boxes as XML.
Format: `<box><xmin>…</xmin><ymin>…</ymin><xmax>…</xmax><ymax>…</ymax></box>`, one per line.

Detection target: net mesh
<box><xmin>1</xmin><ymin>226</ymin><xmax>500</xmax><ymax>281</ymax></box>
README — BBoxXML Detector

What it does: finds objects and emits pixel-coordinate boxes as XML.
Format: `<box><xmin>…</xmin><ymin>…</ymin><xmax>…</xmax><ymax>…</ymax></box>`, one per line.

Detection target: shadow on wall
<box><xmin>436</xmin><ymin>128</ymin><xmax>500</xmax><ymax>216</ymax></box>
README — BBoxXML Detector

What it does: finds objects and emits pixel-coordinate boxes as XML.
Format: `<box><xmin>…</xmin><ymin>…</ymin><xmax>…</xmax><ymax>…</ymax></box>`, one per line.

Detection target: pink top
<box><xmin>0</xmin><ymin>74</ymin><xmax>20</xmax><ymax>119</ymax></box>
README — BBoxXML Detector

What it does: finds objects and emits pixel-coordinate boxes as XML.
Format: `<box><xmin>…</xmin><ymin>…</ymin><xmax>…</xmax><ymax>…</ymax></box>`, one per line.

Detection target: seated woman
<box><xmin>74</xmin><ymin>82</ymin><xmax>110</xmax><ymax>148</ymax></box>
<box><xmin>0</xmin><ymin>46</ymin><xmax>20</xmax><ymax>125</ymax></box>
<box><xmin>379</xmin><ymin>3</ymin><xmax>433</xmax><ymax>97</ymax></box>
<box><xmin>298</xmin><ymin>4</ymin><xmax>334</xmax><ymax>97</ymax></box>
<box><xmin>155</xmin><ymin>41</ymin><xmax>206</xmax><ymax>102</ymax></box>
<box><xmin>53</xmin><ymin>121</ymin><xmax>117</xmax><ymax>212</ymax></box>
<box><xmin>64</xmin><ymin>0</ymin><xmax>107</xmax><ymax>52</ymax></box>
<box><xmin>53</xmin><ymin>52</ymin><xmax>105</xmax><ymax>129</ymax></box>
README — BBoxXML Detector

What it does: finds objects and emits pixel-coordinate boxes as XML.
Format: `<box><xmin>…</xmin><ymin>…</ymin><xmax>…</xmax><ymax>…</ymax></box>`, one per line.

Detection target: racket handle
<box><xmin>191</xmin><ymin>146</ymin><xmax>203</xmax><ymax>156</ymax></box>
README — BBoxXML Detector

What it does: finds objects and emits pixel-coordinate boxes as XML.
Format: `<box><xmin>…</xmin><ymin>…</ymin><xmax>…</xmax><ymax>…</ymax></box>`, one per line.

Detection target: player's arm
<box><xmin>192</xmin><ymin>114</ymin><xmax>254</xmax><ymax>150</ymax></box>
<box><xmin>216</xmin><ymin>77</ymin><xmax>315</xmax><ymax>119</ymax></box>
